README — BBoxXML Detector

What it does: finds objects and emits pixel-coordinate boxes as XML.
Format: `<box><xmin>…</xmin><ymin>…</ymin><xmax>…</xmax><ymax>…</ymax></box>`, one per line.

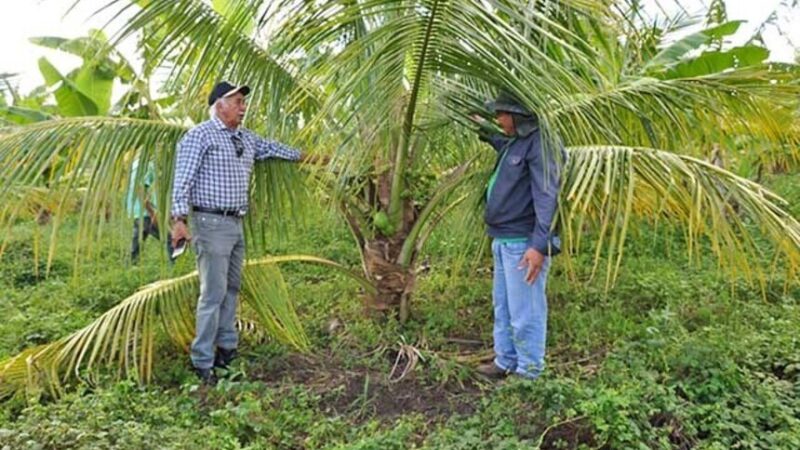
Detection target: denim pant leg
<box><xmin>216</xmin><ymin>222</ymin><xmax>244</xmax><ymax>351</ymax></box>
<box><xmin>500</xmin><ymin>241</ymin><xmax>551</xmax><ymax>379</ymax></box>
<box><xmin>190</xmin><ymin>213</ymin><xmax>241</xmax><ymax>369</ymax></box>
<box><xmin>492</xmin><ymin>240</ymin><xmax>518</xmax><ymax>372</ymax></box>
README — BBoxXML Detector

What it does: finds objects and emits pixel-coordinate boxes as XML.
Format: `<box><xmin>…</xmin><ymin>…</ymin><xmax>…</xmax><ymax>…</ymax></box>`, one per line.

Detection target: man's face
<box><xmin>217</xmin><ymin>92</ymin><xmax>247</xmax><ymax>128</ymax></box>
<box><xmin>496</xmin><ymin>111</ymin><xmax>515</xmax><ymax>136</ymax></box>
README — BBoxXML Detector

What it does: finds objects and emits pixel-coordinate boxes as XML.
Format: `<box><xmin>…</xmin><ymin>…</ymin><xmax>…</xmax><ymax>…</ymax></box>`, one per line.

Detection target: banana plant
<box><xmin>0</xmin><ymin>74</ymin><xmax>54</xmax><ymax>126</ymax></box>
<box><xmin>31</xmin><ymin>29</ymin><xmax>138</xmax><ymax>117</ymax></box>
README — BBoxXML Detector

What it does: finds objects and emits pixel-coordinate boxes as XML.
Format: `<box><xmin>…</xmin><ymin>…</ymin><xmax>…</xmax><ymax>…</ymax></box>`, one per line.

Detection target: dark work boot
<box><xmin>214</xmin><ymin>347</ymin><xmax>238</xmax><ymax>370</ymax></box>
<box><xmin>476</xmin><ymin>362</ymin><xmax>511</xmax><ymax>380</ymax></box>
<box><xmin>192</xmin><ymin>366</ymin><xmax>216</xmax><ymax>385</ymax></box>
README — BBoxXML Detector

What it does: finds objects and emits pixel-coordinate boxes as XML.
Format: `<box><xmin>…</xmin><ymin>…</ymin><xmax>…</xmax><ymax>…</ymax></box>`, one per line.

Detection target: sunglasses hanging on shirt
<box><xmin>230</xmin><ymin>135</ymin><xmax>245</xmax><ymax>158</ymax></box>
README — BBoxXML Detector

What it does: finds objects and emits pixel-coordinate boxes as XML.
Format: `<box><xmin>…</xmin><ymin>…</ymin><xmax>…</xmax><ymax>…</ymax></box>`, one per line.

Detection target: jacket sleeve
<box><xmin>525</xmin><ymin>140</ymin><xmax>563</xmax><ymax>255</ymax></box>
<box><xmin>473</xmin><ymin>120</ymin><xmax>508</xmax><ymax>152</ymax></box>
<box><xmin>479</xmin><ymin>133</ymin><xmax>510</xmax><ymax>152</ymax></box>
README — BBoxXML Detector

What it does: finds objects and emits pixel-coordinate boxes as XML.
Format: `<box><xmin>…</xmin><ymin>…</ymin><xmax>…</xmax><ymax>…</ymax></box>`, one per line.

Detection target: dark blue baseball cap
<box><xmin>208</xmin><ymin>81</ymin><xmax>251</xmax><ymax>106</ymax></box>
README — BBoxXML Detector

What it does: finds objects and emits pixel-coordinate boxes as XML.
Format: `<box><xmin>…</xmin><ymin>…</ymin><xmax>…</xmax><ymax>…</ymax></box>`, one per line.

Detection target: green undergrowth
<box><xmin>0</xmin><ymin>177</ymin><xmax>798</xmax><ymax>449</ymax></box>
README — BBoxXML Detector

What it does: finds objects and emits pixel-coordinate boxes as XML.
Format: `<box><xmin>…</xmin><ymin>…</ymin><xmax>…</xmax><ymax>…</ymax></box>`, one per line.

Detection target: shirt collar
<box><xmin>211</xmin><ymin>116</ymin><xmax>242</xmax><ymax>136</ymax></box>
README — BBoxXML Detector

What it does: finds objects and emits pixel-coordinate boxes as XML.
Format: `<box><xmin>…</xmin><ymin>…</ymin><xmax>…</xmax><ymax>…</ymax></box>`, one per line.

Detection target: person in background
<box><xmin>126</xmin><ymin>158</ymin><xmax>173</xmax><ymax>264</ymax></box>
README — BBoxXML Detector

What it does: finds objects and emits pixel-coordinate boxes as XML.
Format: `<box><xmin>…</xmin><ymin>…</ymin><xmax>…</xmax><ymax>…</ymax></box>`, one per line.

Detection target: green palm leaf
<box><xmin>0</xmin><ymin>117</ymin><xmax>311</xmax><ymax>266</ymax></box>
<box><xmin>420</xmin><ymin>142</ymin><xmax>800</xmax><ymax>287</ymax></box>
<box><xmin>0</xmin><ymin>255</ymin><xmax>374</xmax><ymax>401</ymax></box>
<box><xmin>563</xmin><ymin>145</ymin><xmax>800</xmax><ymax>287</ymax></box>
<box><xmin>103</xmin><ymin>0</ymin><xmax>320</xmax><ymax>125</ymax></box>
<box><xmin>0</xmin><ymin>185</ymin><xmax>83</xmax><ymax>277</ymax></box>
<box><xmin>0</xmin><ymin>117</ymin><xmax>185</xmax><ymax>266</ymax></box>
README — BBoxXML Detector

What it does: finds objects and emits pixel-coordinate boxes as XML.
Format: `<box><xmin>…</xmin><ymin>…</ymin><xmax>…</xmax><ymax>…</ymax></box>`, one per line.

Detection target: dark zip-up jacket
<box><xmin>481</xmin><ymin>126</ymin><xmax>563</xmax><ymax>256</ymax></box>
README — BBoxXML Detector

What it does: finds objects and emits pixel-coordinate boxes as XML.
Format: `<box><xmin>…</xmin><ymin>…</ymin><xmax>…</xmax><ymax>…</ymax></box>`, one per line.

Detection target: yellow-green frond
<box><xmin>0</xmin><ymin>254</ymin><xmax>373</xmax><ymax>401</ymax></box>
<box><xmin>563</xmin><ymin>145</ymin><xmax>800</xmax><ymax>288</ymax></box>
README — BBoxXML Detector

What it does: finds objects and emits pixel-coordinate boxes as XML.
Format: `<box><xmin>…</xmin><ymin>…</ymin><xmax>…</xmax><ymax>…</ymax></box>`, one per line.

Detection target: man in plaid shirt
<box><xmin>170</xmin><ymin>81</ymin><xmax>316</xmax><ymax>383</ymax></box>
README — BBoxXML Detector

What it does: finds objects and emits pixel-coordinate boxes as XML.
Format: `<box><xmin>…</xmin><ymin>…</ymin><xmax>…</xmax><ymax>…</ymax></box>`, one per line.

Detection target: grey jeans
<box><xmin>190</xmin><ymin>212</ymin><xmax>245</xmax><ymax>369</ymax></box>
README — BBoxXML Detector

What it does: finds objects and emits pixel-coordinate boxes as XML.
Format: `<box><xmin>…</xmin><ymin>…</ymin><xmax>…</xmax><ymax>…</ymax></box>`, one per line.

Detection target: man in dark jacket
<box><xmin>473</xmin><ymin>92</ymin><xmax>562</xmax><ymax>380</ymax></box>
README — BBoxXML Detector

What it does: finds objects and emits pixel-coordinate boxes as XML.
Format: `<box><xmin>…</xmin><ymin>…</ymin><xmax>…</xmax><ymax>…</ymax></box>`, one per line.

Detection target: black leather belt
<box><xmin>192</xmin><ymin>206</ymin><xmax>244</xmax><ymax>217</ymax></box>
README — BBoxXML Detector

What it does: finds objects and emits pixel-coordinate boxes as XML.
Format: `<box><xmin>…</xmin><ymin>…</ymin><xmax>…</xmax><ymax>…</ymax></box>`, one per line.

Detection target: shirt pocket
<box><xmin>507</xmin><ymin>155</ymin><xmax>524</xmax><ymax>167</ymax></box>
<box><xmin>504</xmin><ymin>153</ymin><xmax>526</xmax><ymax>178</ymax></box>
<box><xmin>205</xmin><ymin>144</ymin><xmax>226</xmax><ymax>164</ymax></box>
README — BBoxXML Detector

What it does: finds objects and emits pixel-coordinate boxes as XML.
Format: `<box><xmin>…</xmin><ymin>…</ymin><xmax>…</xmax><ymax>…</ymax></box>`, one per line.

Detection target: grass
<box><xmin>0</xmin><ymin>175</ymin><xmax>798</xmax><ymax>449</ymax></box>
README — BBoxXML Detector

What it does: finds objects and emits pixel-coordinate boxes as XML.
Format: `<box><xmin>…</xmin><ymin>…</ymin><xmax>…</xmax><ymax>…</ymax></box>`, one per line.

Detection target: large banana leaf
<box><xmin>643</xmin><ymin>20</ymin><xmax>744</xmax><ymax>72</ymax></box>
<box><xmin>0</xmin><ymin>106</ymin><xmax>52</xmax><ymax>125</ymax></box>
<box><xmin>38</xmin><ymin>58</ymin><xmax>101</xmax><ymax>117</ymax></box>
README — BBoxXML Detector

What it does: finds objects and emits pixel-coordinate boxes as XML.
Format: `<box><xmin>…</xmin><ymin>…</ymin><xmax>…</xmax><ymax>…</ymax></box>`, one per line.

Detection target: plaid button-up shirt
<box><xmin>171</xmin><ymin>117</ymin><xmax>301</xmax><ymax>217</ymax></box>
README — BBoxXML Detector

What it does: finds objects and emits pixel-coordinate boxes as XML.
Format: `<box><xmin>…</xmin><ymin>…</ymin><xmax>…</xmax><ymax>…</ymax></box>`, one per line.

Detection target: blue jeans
<box><xmin>190</xmin><ymin>212</ymin><xmax>245</xmax><ymax>369</ymax></box>
<box><xmin>491</xmin><ymin>239</ymin><xmax>551</xmax><ymax>379</ymax></box>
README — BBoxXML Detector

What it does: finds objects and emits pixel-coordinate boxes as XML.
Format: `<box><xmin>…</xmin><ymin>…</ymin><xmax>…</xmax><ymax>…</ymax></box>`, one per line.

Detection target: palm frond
<box><xmin>551</xmin><ymin>68</ymin><xmax>800</xmax><ymax>152</ymax></box>
<box><xmin>419</xmin><ymin>143</ymin><xmax>800</xmax><ymax>288</ymax></box>
<box><xmin>0</xmin><ymin>254</ymin><xmax>373</xmax><ymax>401</ymax></box>
<box><xmin>0</xmin><ymin>117</ymin><xmax>185</xmax><ymax>265</ymax></box>
<box><xmin>276</xmin><ymin>0</ymin><xmax>606</xmax><ymax>169</ymax></box>
<box><xmin>0</xmin><ymin>117</ymin><xmax>312</xmax><ymax>266</ymax></box>
<box><xmin>0</xmin><ymin>185</ymin><xmax>83</xmax><ymax>275</ymax></box>
<box><xmin>246</xmin><ymin>160</ymin><xmax>312</xmax><ymax>247</ymax></box>
<box><xmin>411</xmin><ymin>4</ymin><xmax>800</xmax><ymax>159</ymax></box>
<box><xmin>563</xmin><ymin>145</ymin><xmax>800</xmax><ymax>287</ymax></box>
<box><xmin>100</xmin><ymin>0</ymin><xmax>319</xmax><ymax>127</ymax></box>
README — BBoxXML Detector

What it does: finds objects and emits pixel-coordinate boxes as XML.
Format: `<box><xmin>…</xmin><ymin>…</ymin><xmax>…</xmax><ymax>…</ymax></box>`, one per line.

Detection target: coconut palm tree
<box><xmin>1</xmin><ymin>0</ymin><xmax>799</xmax><ymax>399</ymax></box>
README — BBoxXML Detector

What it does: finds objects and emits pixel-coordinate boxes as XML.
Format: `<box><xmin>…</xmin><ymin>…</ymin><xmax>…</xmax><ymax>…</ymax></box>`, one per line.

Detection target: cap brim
<box><xmin>486</xmin><ymin>101</ymin><xmax>530</xmax><ymax>116</ymax></box>
<box><xmin>223</xmin><ymin>85</ymin><xmax>251</xmax><ymax>98</ymax></box>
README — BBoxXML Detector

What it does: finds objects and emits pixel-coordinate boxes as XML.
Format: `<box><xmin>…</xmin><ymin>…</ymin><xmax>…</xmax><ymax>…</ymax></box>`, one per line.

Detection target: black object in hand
<box><xmin>172</xmin><ymin>238</ymin><xmax>187</xmax><ymax>259</ymax></box>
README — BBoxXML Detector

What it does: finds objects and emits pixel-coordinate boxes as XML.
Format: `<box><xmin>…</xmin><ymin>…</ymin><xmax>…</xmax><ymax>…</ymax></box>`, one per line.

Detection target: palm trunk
<box><xmin>359</xmin><ymin>164</ymin><xmax>418</xmax><ymax>320</ymax></box>
<box><xmin>363</xmin><ymin>237</ymin><xmax>416</xmax><ymax>322</ymax></box>
<box><xmin>345</xmin><ymin>159</ymin><xmax>473</xmax><ymax>322</ymax></box>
